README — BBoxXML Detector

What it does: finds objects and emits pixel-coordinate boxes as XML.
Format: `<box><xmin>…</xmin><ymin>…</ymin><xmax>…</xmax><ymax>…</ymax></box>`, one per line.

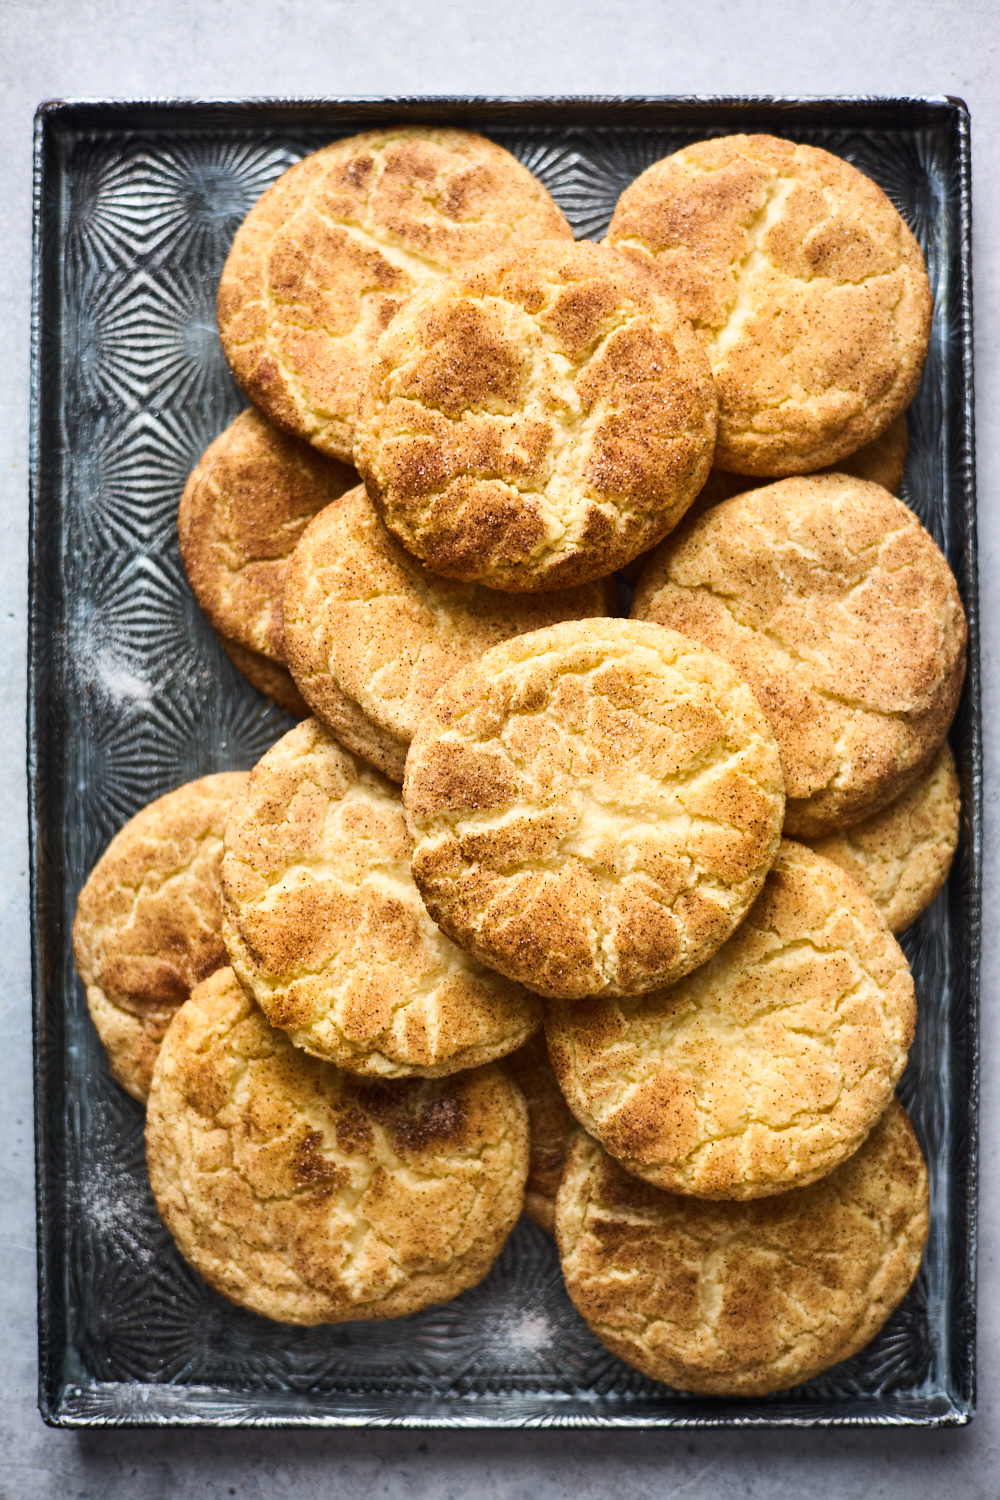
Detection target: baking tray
<box><xmin>29</xmin><ymin>95</ymin><xmax>979</xmax><ymax>1428</ymax></box>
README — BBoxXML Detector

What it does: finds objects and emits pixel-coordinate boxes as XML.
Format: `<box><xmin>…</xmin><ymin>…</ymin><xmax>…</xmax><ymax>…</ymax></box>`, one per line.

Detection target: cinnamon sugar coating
<box><xmin>632</xmin><ymin>474</ymin><xmax>966</xmax><ymax>836</ymax></box>
<box><xmin>404</xmin><ymin>619</ymin><xmax>784</xmax><ymax>999</ymax></box>
<box><xmin>556</xmin><ymin>1099</ymin><xmax>927</xmax><ymax>1395</ymax></box>
<box><xmin>282</xmin><ymin>484</ymin><xmax>615</xmax><ymax>779</ymax></box>
<box><xmin>503</xmin><ymin>1032</ymin><xmax>578</xmax><ymax>1234</ymax></box>
<box><xmin>222</xmin><ymin>719</ymin><xmax>542</xmax><ymax>1077</ymax></box>
<box><xmin>805</xmin><ymin>742</ymin><xmax>960</xmax><ymax>933</ymax></box>
<box><xmin>607</xmin><ymin>134</ymin><xmax>931</xmax><ymax>476</ymax></box>
<box><xmin>73</xmin><ymin>772</ymin><xmax>249</xmax><ymax>1102</ymax></box>
<box><xmin>354</xmin><ymin>240</ymin><xmax>717</xmax><ymax>591</ymax></box>
<box><xmin>546</xmin><ymin>840</ymin><xmax>916</xmax><ymax>1199</ymax></box>
<box><xmin>178</xmin><ymin>407</ymin><xmax>356</xmax><ymax>663</ymax></box>
<box><xmin>146</xmin><ymin>968</ymin><xmax>529</xmax><ymax>1324</ymax></box>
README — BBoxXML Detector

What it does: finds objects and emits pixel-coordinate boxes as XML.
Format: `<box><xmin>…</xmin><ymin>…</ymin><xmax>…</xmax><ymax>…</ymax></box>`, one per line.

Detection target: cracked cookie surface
<box><xmin>217</xmin><ymin>128</ymin><xmax>572</xmax><ymax>464</ymax></box>
<box><xmin>503</xmin><ymin>1031</ymin><xmax>578</xmax><ymax>1234</ymax></box>
<box><xmin>178</xmin><ymin>407</ymin><xmax>356</xmax><ymax>669</ymax></box>
<box><xmin>73</xmin><ymin>772</ymin><xmax>249</xmax><ymax>1103</ymax></box>
<box><xmin>804</xmin><ymin>742</ymin><xmax>960</xmax><ymax>934</ymax></box>
<box><xmin>282</xmin><ymin>484</ymin><xmax>615</xmax><ymax>780</ymax></box>
<box><xmin>146</xmin><ymin>967</ymin><xmax>529</xmax><ymax>1324</ymax></box>
<box><xmin>546</xmin><ymin>840</ymin><xmax>915</xmax><ymax>1198</ymax></box>
<box><xmin>631</xmin><ymin>474</ymin><xmax>966</xmax><ymax>836</ymax></box>
<box><xmin>556</xmin><ymin>1097</ymin><xmax>927</xmax><ymax>1395</ymax></box>
<box><xmin>222</xmin><ymin>718</ymin><xmax>542</xmax><ymax>1076</ymax></box>
<box><xmin>403</xmin><ymin>619</ymin><xmax>785</xmax><ymax>1000</ymax></box>
<box><xmin>354</xmin><ymin>239</ymin><xmax>718</xmax><ymax>591</ymax></box>
<box><xmin>606</xmin><ymin>134</ymin><xmax>931</xmax><ymax>476</ymax></box>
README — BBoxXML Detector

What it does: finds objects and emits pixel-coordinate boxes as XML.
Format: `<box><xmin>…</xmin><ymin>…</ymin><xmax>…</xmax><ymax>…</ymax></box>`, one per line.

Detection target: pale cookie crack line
<box><xmin>371</xmin><ymin>287</ymin><xmax>703</xmax><ymax>545</ymax></box>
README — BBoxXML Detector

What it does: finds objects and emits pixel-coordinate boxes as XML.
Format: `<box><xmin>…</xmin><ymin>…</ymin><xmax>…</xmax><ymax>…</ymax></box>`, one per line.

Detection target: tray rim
<box><xmin>28</xmin><ymin>92</ymin><xmax>981</xmax><ymax>1431</ymax></box>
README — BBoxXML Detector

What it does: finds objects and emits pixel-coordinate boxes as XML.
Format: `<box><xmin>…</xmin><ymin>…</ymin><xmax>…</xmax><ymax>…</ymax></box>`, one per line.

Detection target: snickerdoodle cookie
<box><xmin>607</xmin><ymin>134</ymin><xmax>931</xmax><ymax>476</ymax></box>
<box><xmin>282</xmin><ymin>484</ymin><xmax>616</xmax><ymax>780</ymax></box>
<box><xmin>556</xmin><ymin>1097</ymin><xmax>928</xmax><ymax>1395</ymax></box>
<box><xmin>146</xmin><ymin>967</ymin><xmax>529</xmax><ymax>1324</ymax></box>
<box><xmin>354</xmin><ymin>239</ymin><xmax>718</xmax><ymax>591</ymax></box>
<box><xmin>805</xmin><ymin>742</ymin><xmax>960</xmax><ymax>934</ymax></box>
<box><xmin>72</xmin><ymin>771</ymin><xmax>249</xmax><ymax>1103</ymax></box>
<box><xmin>503</xmin><ymin>1032</ymin><xmax>578</xmax><ymax>1234</ymax></box>
<box><xmin>222</xmin><ymin>718</ymin><xmax>542</xmax><ymax>1076</ymax></box>
<box><xmin>178</xmin><ymin>407</ymin><xmax>356</xmax><ymax>667</ymax></box>
<box><xmin>217</xmin><ymin>128</ymin><xmax>573</xmax><ymax>464</ymax></box>
<box><xmin>632</xmin><ymin>474</ymin><xmax>966</xmax><ymax>837</ymax></box>
<box><xmin>403</xmin><ymin>619</ymin><xmax>784</xmax><ymax>1000</ymax></box>
<box><xmin>546</xmin><ymin>839</ymin><xmax>915</xmax><ymax>1199</ymax></box>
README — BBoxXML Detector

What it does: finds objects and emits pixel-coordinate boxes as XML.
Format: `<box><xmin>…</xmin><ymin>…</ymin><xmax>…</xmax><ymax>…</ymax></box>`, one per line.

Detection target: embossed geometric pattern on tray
<box><xmin>31</xmin><ymin>100</ymin><xmax>977</xmax><ymax>1427</ymax></box>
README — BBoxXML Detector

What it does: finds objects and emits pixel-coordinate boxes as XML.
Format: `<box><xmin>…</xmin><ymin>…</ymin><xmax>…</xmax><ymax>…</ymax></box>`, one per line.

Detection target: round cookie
<box><xmin>606</xmin><ymin>133</ymin><xmax>931</xmax><ymax>476</ymax></box>
<box><xmin>222</xmin><ymin>718</ymin><xmax>543</xmax><ymax>1076</ymax></box>
<box><xmin>217</xmin><ymin>128</ymin><xmax>573</xmax><ymax>464</ymax></box>
<box><xmin>632</xmin><ymin>474</ymin><xmax>967</xmax><ymax>836</ymax></box>
<box><xmin>178</xmin><ymin>407</ymin><xmax>356</xmax><ymax>664</ymax></box>
<box><xmin>804</xmin><ymin>742</ymin><xmax>960</xmax><ymax>934</ymax></box>
<box><xmin>546</xmin><ymin>839</ymin><xmax>916</xmax><ymax>1200</ymax></box>
<box><xmin>146</xmin><ymin>967</ymin><xmax>529</xmax><ymax>1325</ymax></box>
<box><xmin>354</xmin><ymin>239</ymin><xmax>718</xmax><ymax>592</ymax></box>
<box><xmin>556</xmin><ymin>1098</ymin><xmax>928</xmax><ymax>1396</ymax></box>
<box><xmin>219</xmin><ymin>634</ymin><xmax>310</xmax><ymax>717</ymax></box>
<box><xmin>282</xmin><ymin>484</ymin><xmax>617</xmax><ymax>780</ymax></box>
<box><xmin>72</xmin><ymin>771</ymin><xmax>249</xmax><ymax>1103</ymax></box>
<box><xmin>503</xmin><ymin>1032</ymin><xmax>578</xmax><ymax>1235</ymax></box>
<box><xmin>403</xmin><ymin>618</ymin><xmax>785</xmax><ymax>1000</ymax></box>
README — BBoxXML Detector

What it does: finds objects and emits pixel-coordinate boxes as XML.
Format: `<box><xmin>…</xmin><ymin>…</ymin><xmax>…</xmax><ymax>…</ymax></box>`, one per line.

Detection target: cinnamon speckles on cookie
<box><xmin>146</xmin><ymin>968</ymin><xmax>529</xmax><ymax>1324</ymax></box>
<box><xmin>403</xmin><ymin>618</ymin><xmax>785</xmax><ymax>999</ymax></box>
<box><xmin>503</xmin><ymin>1032</ymin><xmax>578</xmax><ymax>1234</ymax></box>
<box><xmin>804</xmin><ymin>742</ymin><xmax>960</xmax><ymax>933</ymax></box>
<box><xmin>282</xmin><ymin>483</ymin><xmax>615</xmax><ymax>778</ymax></box>
<box><xmin>354</xmin><ymin>240</ymin><xmax>717</xmax><ymax>591</ymax></box>
<box><xmin>607</xmin><ymin>134</ymin><xmax>931</xmax><ymax>476</ymax></box>
<box><xmin>178</xmin><ymin>407</ymin><xmax>356</xmax><ymax>664</ymax></box>
<box><xmin>73</xmin><ymin>772</ymin><xmax>249</xmax><ymax>1103</ymax></box>
<box><xmin>632</xmin><ymin>474</ymin><xmax>966</xmax><ymax>836</ymax></box>
<box><xmin>221</xmin><ymin>718</ymin><xmax>542</xmax><ymax>1076</ymax></box>
<box><xmin>556</xmin><ymin>1098</ymin><xmax>927</xmax><ymax>1395</ymax></box>
<box><xmin>217</xmin><ymin>128</ymin><xmax>573</xmax><ymax>464</ymax></box>
<box><xmin>546</xmin><ymin>840</ymin><xmax>916</xmax><ymax>1199</ymax></box>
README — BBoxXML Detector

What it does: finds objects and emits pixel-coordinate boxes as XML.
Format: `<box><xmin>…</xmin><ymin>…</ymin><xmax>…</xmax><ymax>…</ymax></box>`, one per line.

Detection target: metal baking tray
<box><xmin>29</xmin><ymin>95</ymin><xmax>979</xmax><ymax>1428</ymax></box>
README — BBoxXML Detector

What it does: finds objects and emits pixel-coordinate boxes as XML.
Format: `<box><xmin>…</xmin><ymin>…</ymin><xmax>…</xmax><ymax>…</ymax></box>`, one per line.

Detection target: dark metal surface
<box><xmin>29</xmin><ymin>95</ymin><xmax>979</xmax><ymax>1429</ymax></box>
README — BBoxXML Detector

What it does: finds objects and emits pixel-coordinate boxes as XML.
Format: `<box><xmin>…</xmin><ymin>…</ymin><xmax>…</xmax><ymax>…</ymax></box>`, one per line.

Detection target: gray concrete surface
<box><xmin>2</xmin><ymin>1</ymin><xmax>998</xmax><ymax>1494</ymax></box>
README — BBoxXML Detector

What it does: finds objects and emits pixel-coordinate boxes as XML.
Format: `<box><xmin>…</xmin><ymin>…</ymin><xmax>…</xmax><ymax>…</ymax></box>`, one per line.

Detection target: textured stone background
<box><xmin>2</xmin><ymin>1</ymin><xmax>998</xmax><ymax>1494</ymax></box>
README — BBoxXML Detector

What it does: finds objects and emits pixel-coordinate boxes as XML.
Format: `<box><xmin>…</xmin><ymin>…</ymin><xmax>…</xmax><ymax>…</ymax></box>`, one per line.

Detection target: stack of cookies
<box><xmin>73</xmin><ymin>127</ymin><xmax>966</xmax><ymax>1398</ymax></box>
